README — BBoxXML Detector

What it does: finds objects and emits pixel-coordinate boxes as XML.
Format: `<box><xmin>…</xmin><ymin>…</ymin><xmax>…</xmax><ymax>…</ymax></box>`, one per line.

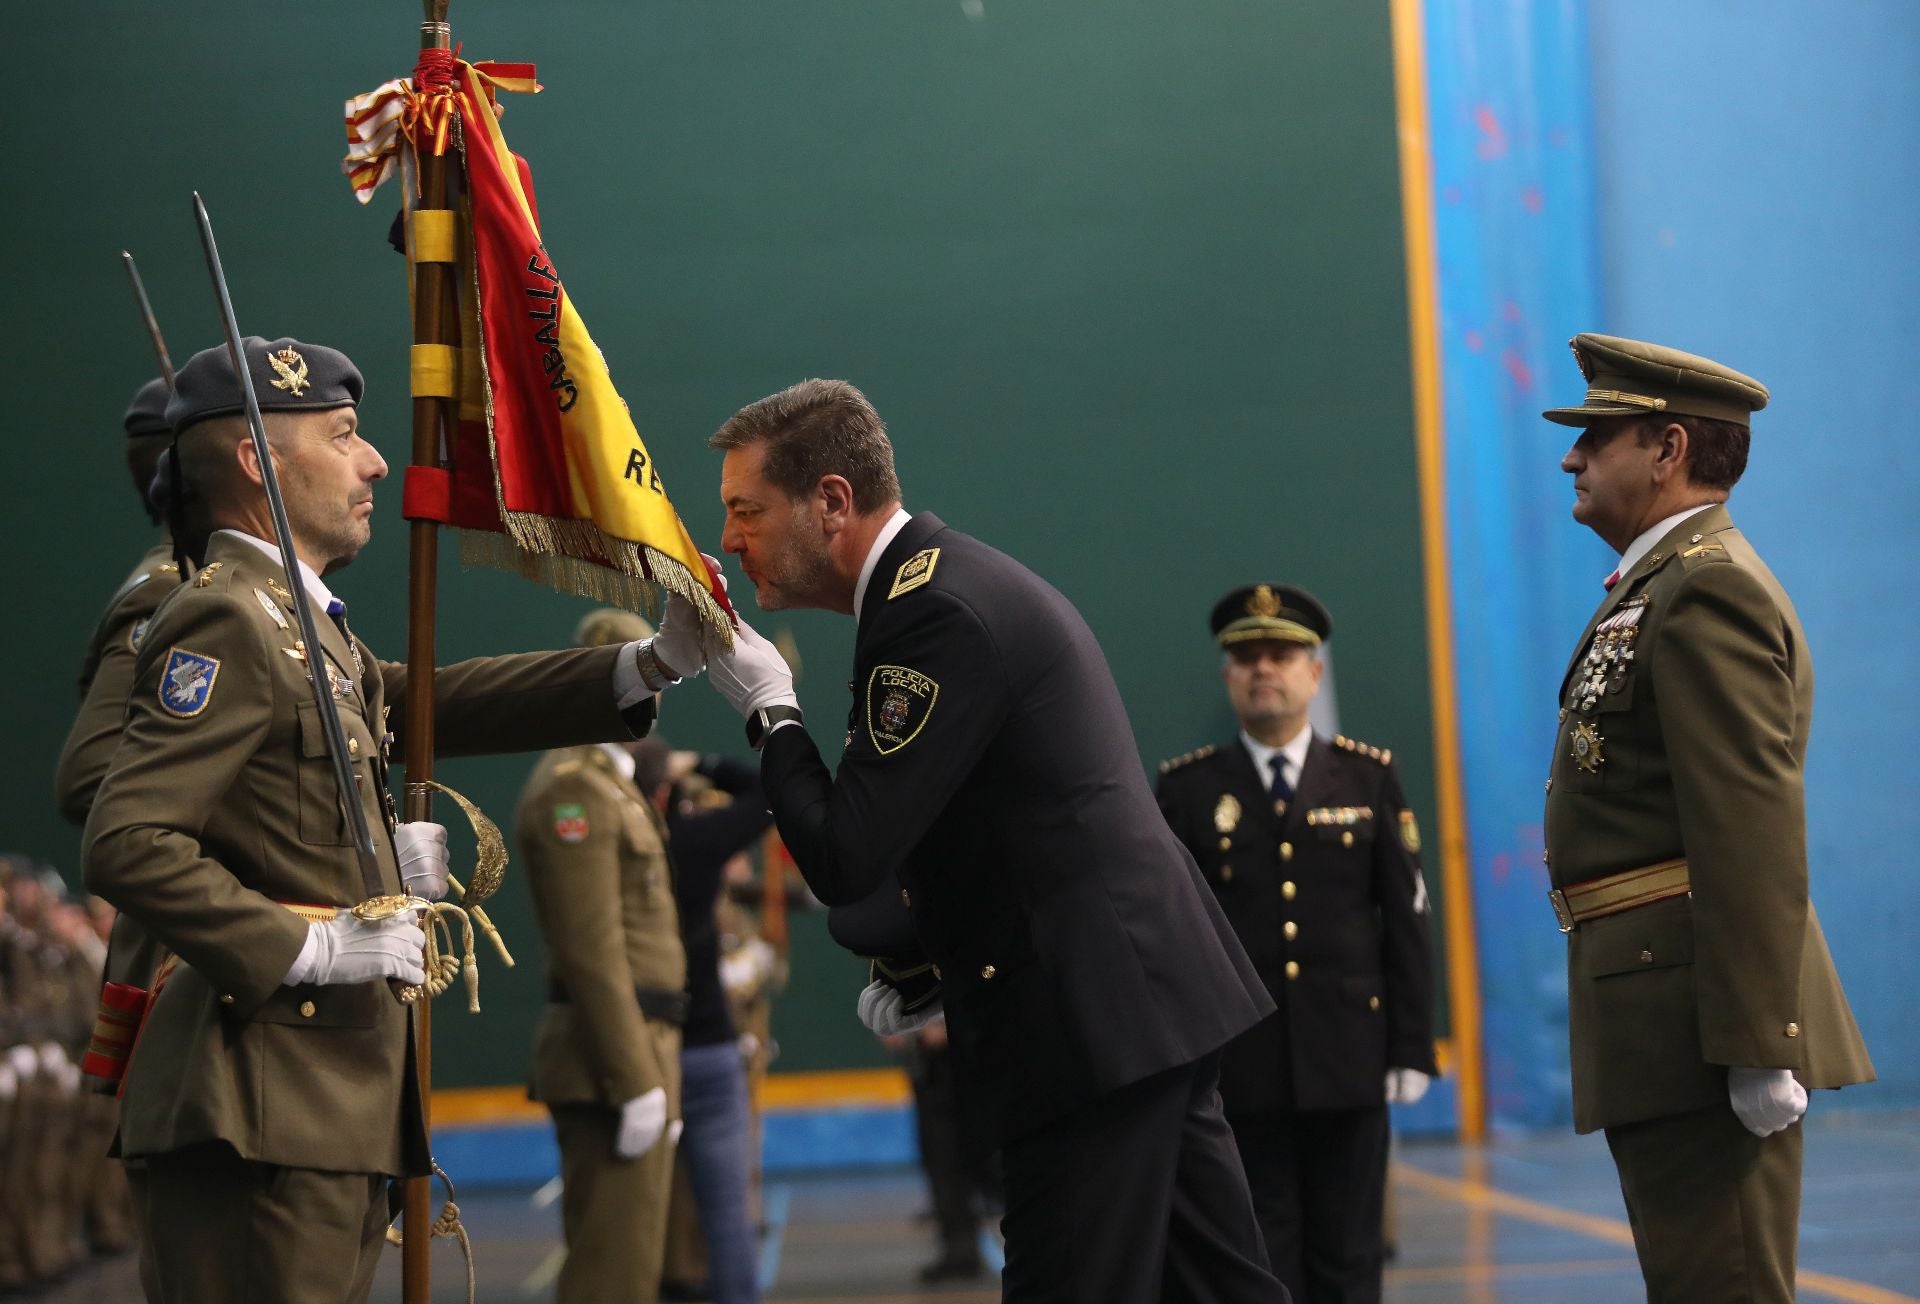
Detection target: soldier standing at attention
<box><xmin>1156</xmin><ymin>584</ymin><xmax>1436</xmax><ymax>1304</ymax></box>
<box><xmin>1542</xmin><ymin>334</ymin><xmax>1874</xmax><ymax>1302</ymax></box>
<box><xmin>688</xmin><ymin>380</ymin><xmax>1283</xmax><ymax>1304</ymax></box>
<box><xmin>82</xmin><ymin>337</ymin><xmax>697</xmax><ymax>1304</ymax></box>
<box><xmin>518</xmin><ymin>608</ymin><xmax>691</xmax><ymax>1304</ymax></box>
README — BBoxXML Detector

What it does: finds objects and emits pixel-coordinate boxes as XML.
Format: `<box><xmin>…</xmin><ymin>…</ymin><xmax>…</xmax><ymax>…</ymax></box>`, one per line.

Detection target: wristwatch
<box><xmin>746</xmin><ymin>704</ymin><xmax>805</xmax><ymax>751</ymax></box>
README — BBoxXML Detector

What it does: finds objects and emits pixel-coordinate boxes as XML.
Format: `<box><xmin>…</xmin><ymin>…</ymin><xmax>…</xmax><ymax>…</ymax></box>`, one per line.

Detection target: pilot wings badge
<box><xmin>267</xmin><ymin>346</ymin><xmax>310</xmax><ymax>396</ymax></box>
<box><xmin>158</xmin><ymin>647</ymin><xmax>221</xmax><ymax>718</ymax></box>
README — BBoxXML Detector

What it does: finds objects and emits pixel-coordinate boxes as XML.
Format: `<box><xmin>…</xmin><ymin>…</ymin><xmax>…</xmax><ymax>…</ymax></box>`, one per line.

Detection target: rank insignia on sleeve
<box><xmin>128</xmin><ymin>617</ymin><xmax>151</xmax><ymax>654</ymax></box>
<box><xmin>867</xmin><ymin>665</ymin><xmax>939</xmax><ymax>755</ymax></box>
<box><xmin>552</xmin><ymin>803</ymin><xmax>589</xmax><ymax>843</ymax></box>
<box><xmin>1213</xmin><ymin>794</ymin><xmax>1241</xmax><ymax>834</ymax></box>
<box><xmin>1399</xmin><ymin>809</ymin><xmax>1422</xmax><ymax>854</ymax></box>
<box><xmin>887</xmin><ymin>548</ymin><xmax>940</xmax><ymax>601</ymax></box>
<box><xmin>158</xmin><ymin>647</ymin><xmax>220</xmax><ymax>718</ymax></box>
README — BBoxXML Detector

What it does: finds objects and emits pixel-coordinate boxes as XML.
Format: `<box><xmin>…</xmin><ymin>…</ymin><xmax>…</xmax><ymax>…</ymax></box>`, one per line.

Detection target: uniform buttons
<box><xmin>1218</xmin><ymin>836</ymin><xmax>1232</xmax><ymax>851</ymax></box>
<box><xmin>1341</xmin><ymin>831</ymin><xmax>1354</xmax><ymax>848</ymax></box>
<box><xmin>1639</xmin><ymin>950</ymin><xmax>1653</xmax><ymax>964</ymax></box>
<box><xmin>348</xmin><ymin>736</ymin><xmax>360</xmax><ymax>757</ymax></box>
<box><xmin>1559</xmin><ymin>708</ymin><xmax>1568</xmax><ymax>721</ymax></box>
<box><xmin>1368</xmin><ymin>996</ymin><xmax>1381</xmax><ymax>1011</ymax></box>
<box><xmin>1785</xmin><ymin>1022</ymin><xmax>1800</xmax><ymax>1038</ymax></box>
<box><xmin>299</xmin><ymin>1001</ymin><xmax>317</xmax><ymax>1018</ymax></box>
<box><xmin>220</xmin><ymin>994</ymin><xmax>236</xmax><ymax>1006</ymax></box>
<box><xmin>900</xmin><ymin>889</ymin><xmax>911</xmax><ymax>908</ymax></box>
<box><xmin>1221</xmin><ymin>866</ymin><xmax>1234</xmax><ymax>881</ymax></box>
<box><xmin>1542</xmin><ymin>851</ymin><xmax>1552</xmax><ymax>867</ymax></box>
<box><xmin>980</xmin><ymin>965</ymin><xmax>996</xmax><ymax>981</ymax></box>
<box><xmin>1545</xmin><ymin>779</ymin><xmax>1553</xmax><ymax>794</ymax></box>
<box><xmin>1281</xmin><ymin>880</ymin><xmax>1297</xmax><ymax>901</ymax></box>
<box><xmin>1284</xmin><ymin>961</ymin><xmax>1301</xmax><ymax>980</ymax></box>
<box><xmin>1283</xmin><ymin>921</ymin><xmax>1298</xmax><ymax>941</ymax></box>
<box><xmin>1279</xmin><ymin>842</ymin><xmax>1294</xmax><ymax>862</ymax></box>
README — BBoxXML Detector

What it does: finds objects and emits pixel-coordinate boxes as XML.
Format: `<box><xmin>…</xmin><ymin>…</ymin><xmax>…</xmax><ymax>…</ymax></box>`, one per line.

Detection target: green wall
<box><xmin>8</xmin><ymin>1</ymin><xmax>1433</xmax><ymax>1084</ymax></box>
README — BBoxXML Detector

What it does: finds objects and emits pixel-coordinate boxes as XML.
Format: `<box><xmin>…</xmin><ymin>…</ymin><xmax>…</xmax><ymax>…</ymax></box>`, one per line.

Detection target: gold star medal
<box><xmin>1569</xmin><ymin>720</ymin><xmax>1605</xmax><ymax>773</ymax></box>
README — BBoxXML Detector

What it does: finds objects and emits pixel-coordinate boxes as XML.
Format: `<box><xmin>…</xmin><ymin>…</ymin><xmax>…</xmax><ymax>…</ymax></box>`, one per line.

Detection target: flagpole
<box><xmin>403</xmin><ymin>2</ymin><xmax>456</xmax><ymax>1298</ymax></box>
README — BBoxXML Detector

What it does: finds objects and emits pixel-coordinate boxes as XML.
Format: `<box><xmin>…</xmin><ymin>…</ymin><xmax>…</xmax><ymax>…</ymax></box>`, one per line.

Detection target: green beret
<box><xmin>165</xmin><ymin>336</ymin><xmax>363</xmax><ymax>434</ymax></box>
<box><xmin>1210</xmin><ymin>583</ymin><xmax>1331</xmax><ymax>649</ymax></box>
<box><xmin>123</xmin><ymin>377</ymin><xmax>172</xmax><ymax>438</ymax></box>
<box><xmin>1542</xmin><ymin>333</ymin><xmax>1768</xmax><ymax>429</ymax></box>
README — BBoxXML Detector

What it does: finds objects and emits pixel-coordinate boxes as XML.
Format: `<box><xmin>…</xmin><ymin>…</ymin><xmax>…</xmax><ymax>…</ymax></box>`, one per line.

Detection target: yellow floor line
<box><xmin>1395</xmin><ymin>1162</ymin><xmax>1919</xmax><ymax>1304</ymax></box>
<box><xmin>1387</xmin><ymin>1256</ymin><xmax>1640</xmax><ymax>1283</ymax></box>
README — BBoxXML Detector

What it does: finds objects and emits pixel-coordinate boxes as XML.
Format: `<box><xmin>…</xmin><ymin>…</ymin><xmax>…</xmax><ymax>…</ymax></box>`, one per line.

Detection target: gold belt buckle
<box><xmin>1548</xmin><ymin>889</ymin><xmax>1575</xmax><ymax>934</ymax></box>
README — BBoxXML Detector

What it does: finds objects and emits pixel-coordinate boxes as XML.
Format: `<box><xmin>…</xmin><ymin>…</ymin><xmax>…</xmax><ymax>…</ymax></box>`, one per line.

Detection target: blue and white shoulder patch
<box><xmin>159</xmin><ymin>647</ymin><xmax>221</xmax><ymax>718</ymax></box>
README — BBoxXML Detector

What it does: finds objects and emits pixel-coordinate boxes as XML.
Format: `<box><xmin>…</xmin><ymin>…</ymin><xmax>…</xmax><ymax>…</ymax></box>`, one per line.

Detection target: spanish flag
<box><xmin>344</xmin><ymin>58</ymin><xmax>731</xmax><ymax>641</ymax></box>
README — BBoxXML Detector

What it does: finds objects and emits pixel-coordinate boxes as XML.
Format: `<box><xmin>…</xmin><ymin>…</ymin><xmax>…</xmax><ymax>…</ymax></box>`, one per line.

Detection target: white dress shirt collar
<box><xmin>1613</xmin><ymin>503</ymin><xmax>1717</xmax><ymax>585</ymax></box>
<box><xmin>216</xmin><ymin>529</ymin><xmax>339</xmax><ymax>612</ymax></box>
<box><xmin>1240</xmin><ymin>721</ymin><xmax>1313</xmax><ymax>790</ymax></box>
<box><xmin>853</xmin><ymin>507</ymin><xmax>914</xmax><ymax>620</ymax></box>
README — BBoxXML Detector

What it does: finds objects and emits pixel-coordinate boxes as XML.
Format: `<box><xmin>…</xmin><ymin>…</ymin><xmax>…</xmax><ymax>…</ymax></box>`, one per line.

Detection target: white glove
<box><xmin>291</xmin><ymin>913</ymin><xmax>427</xmax><ymax>987</ymax></box>
<box><xmin>857</xmin><ymin>980</ymin><xmax>941</xmax><ymax>1037</ymax></box>
<box><xmin>38</xmin><ymin>1042</ymin><xmax>69</xmax><ymax>1073</ymax></box>
<box><xmin>720</xmin><ymin>937</ymin><xmax>777</xmax><ymax>997</ymax></box>
<box><xmin>652</xmin><ymin>589</ymin><xmax>711</xmax><ymax>682</ymax></box>
<box><xmin>708</xmin><ymin>613</ymin><xmax>798</xmax><ymax>718</ymax></box>
<box><xmin>395</xmin><ymin>821</ymin><xmax>450</xmax><ymax>902</ymax></box>
<box><xmin>615</xmin><ymin>1086</ymin><xmax>669</xmax><ymax>1158</ymax></box>
<box><xmin>5</xmin><ymin>1045</ymin><xmax>37</xmax><ymax>1078</ymax></box>
<box><xmin>1385</xmin><ymin>1067</ymin><xmax>1431</xmax><ymax>1105</ymax></box>
<box><xmin>1728</xmin><ymin>1066</ymin><xmax>1807</xmax><ymax>1137</ymax></box>
<box><xmin>666</xmin><ymin>1119</ymin><xmax>685</xmax><ymax>1149</ymax></box>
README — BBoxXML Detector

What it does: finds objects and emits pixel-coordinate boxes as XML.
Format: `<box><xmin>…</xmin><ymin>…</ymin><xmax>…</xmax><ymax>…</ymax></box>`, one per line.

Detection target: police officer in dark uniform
<box><xmin>678</xmin><ymin>379</ymin><xmax>1284</xmax><ymax>1304</ymax></box>
<box><xmin>1157</xmin><ymin>584</ymin><xmax>1437</xmax><ymax>1304</ymax></box>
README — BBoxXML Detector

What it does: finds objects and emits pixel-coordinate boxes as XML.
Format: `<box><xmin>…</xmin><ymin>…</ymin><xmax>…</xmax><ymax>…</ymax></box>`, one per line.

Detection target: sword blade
<box><xmin>121</xmin><ymin>250</ymin><xmax>175</xmax><ymax>390</ymax></box>
<box><xmin>188</xmin><ymin>192</ymin><xmax>387</xmax><ymax>906</ymax></box>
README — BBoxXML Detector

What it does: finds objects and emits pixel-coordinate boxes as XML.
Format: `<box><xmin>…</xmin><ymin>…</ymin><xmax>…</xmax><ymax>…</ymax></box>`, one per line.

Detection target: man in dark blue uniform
<box><xmin>1156</xmin><ymin>585</ymin><xmax>1437</xmax><ymax>1304</ymax></box>
<box><xmin>670</xmin><ymin>379</ymin><xmax>1283</xmax><ymax>1303</ymax></box>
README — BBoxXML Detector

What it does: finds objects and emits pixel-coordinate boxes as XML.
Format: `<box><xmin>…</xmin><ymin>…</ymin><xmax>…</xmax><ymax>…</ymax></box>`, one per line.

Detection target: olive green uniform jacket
<box><xmin>56</xmin><ymin>540</ymin><xmax>180</xmax><ymax>995</ymax></box>
<box><xmin>1543</xmin><ymin>505</ymin><xmax>1873</xmax><ymax>1133</ymax></box>
<box><xmin>519</xmin><ymin>745</ymin><xmax>686</xmax><ymax>1111</ymax></box>
<box><xmin>83</xmin><ymin>532</ymin><xmax>653</xmax><ymax>1177</ymax></box>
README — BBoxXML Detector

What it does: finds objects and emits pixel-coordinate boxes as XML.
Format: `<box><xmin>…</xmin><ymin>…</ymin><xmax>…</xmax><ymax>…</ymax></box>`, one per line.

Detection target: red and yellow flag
<box><xmin>343</xmin><ymin>57</ymin><xmax>731</xmax><ymax>640</ymax></box>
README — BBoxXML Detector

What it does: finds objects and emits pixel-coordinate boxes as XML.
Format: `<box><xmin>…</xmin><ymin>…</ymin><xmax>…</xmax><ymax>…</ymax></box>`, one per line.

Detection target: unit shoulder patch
<box><xmin>552</xmin><ymin>802</ymin><xmax>590</xmax><ymax>843</ymax></box>
<box><xmin>1333</xmin><ymin>735</ymin><xmax>1392</xmax><ymax>765</ymax></box>
<box><xmin>887</xmin><ymin>548</ymin><xmax>941</xmax><ymax>601</ymax></box>
<box><xmin>1399</xmin><ymin>808</ymin><xmax>1422</xmax><ymax>854</ymax></box>
<box><xmin>128</xmin><ymin>617</ymin><xmax>152</xmax><ymax>654</ymax></box>
<box><xmin>866</xmin><ymin>664</ymin><xmax>939</xmax><ymax>755</ymax></box>
<box><xmin>158</xmin><ymin>647</ymin><xmax>221</xmax><ymax>718</ymax></box>
<box><xmin>1158</xmin><ymin>744</ymin><xmax>1217</xmax><ymax>775</ymax></box>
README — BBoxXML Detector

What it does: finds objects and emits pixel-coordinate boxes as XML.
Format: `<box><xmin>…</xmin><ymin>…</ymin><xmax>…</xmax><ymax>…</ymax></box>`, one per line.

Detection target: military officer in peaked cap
<box><xmin>1157</xmin><ymin>584</ymin><xmax>1436</xmax><ymax>1303</ymax></box>
<box><xmin>82</xmin><ymin>337</ymin><xmax>708</xmax><ymax>1304</ymax></box>
<box><xmin>1542</xmin><ymin>334</ymin><xmax>1874</xmax><ymax>1302</ymax></box>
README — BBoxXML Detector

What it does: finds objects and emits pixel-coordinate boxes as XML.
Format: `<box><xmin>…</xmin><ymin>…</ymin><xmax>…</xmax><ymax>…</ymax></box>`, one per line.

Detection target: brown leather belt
<box><xmin>548</xmin><ymin>979</ymin><xmax>688</xmax><ymax>1027</ymax></box>
<box><xmin>1549</xmin><ymin>858</ymin><xmax>1691</xmax><ymax>933</ymax></box>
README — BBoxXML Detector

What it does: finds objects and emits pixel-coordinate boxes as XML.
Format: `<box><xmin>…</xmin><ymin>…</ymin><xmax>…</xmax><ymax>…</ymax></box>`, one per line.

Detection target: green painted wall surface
<box><xmin>7</xmin><ymin>1</ymin><xmax>1434</xmax><ymax>1084</ymax></box>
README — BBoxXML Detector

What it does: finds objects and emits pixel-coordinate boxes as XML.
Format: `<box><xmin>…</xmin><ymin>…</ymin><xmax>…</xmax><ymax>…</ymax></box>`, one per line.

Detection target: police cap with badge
<box><xmin>1210</xmin><ymin>583</ymin><xmax>1332</xmax><ymax>649</ymax></box>
<box><xmin>1541</xmin><ymin>333</ymin><xmax>1769</xmax><ymax>429</ymax></box>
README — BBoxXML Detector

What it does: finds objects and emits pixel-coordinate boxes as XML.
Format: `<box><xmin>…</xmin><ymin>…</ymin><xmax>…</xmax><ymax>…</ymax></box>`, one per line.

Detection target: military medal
<box><xmin>1213</xmin><ymin>794</ymin><xmax>1241</xmax><ymax>835</ymax></box>
<box><xmin>1569</xmin><ymin>720</ymin><xmax>1605</xmax><ymax>773</ymax></box>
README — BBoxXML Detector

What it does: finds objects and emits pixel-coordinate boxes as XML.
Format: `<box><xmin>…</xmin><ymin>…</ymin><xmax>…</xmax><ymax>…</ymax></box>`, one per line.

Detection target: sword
<box><xmin>121</xmin><ymin>251</ymin><xmax>175</xmax><ymax>390</ymax></box>
<box><xmin>189</xmin><ymin>192</ymin><xmax>404</xmax><ymax>931</ymax></box>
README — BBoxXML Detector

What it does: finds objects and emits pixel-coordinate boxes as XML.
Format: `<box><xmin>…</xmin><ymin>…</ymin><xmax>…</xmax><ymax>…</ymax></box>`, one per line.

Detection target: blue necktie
<box><xmin>1269</xmin><ymin>756</ymin><xmax>1293</xmax><ymax>809</ymax></box>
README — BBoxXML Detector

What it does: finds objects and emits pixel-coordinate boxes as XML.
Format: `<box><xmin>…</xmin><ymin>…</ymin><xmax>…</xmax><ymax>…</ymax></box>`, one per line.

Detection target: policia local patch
<box><xmin>866</xmin><ymin>665</ymin><xmax>938</xmax><ymax>755</ymax></box>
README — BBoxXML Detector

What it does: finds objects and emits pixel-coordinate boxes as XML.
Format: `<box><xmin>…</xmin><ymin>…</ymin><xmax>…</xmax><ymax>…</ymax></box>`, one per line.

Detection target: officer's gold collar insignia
<box><xmin>887</xmin><ymin>548</ymin><xmax>940</xmax><ymax>601</ymax></box>
<box><xmin>267</xmin><ymin>346</ymin><xmax>311</xmax><ymax>395</ymax></box>
<box><xmin>1247</xmin><ymin>585</ymin><xmax>1281</xmax><ymax>618</ymax></box>
<box><xmin>193</xmin><ymin>561</ymin><xmax>225</xmax><ymax>588</ymax></box>
<box><xmin>266</xmin><ymin>577</ymin><xmax>294</xmax><ymax>602</ymax></box>
<box><xmin>1213</xmin><ymin>793</ymin><xmax>1241</xmax><ymax>834</ymax></box>
<box><xmin>866</xmin><ymin>664</ymin><xmax>938</xmax><ymax>754</ymax></box>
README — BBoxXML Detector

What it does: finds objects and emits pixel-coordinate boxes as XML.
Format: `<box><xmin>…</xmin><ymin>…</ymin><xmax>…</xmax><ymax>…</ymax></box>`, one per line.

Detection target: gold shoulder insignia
<box><xmin>1158</xmin><ymin>743</ymin><xmax>1217</xmax><ymax>775</ymax></box>
<box><xmin>1334</xmin><ymin>735</ymin><xmax>1391</xmax><ymax>766</ymax></box>
<box><xmin>267</xmin><ymin>346</ymin><xmax>310</xmax><ymax>396</ymax></box>
<box><xmin>192</xmin><ymin>561</ymin><xmax>225</xmax><ymax>588</ymax></box>
<box><xmin>156</xmin><ymin>563</ymin><xmax>179</xmax><ymax>575</ymax></box>
<box><xmin>888</xmin><ymin>548</ymin><xmax>940</xmax><ymax>600</ymax></box>
<box><xmin>265</xmin><ymin>577</ymin><xmax>294</xmax><ymax>602</ymax></box>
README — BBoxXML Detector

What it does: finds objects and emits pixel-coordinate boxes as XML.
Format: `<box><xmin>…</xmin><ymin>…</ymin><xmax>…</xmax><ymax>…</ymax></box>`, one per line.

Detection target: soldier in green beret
<box><xmin>1541</xmin><ymin>333</ymin><xmax>1874</xmax><ymax>1302</ymax></box>
<box><xmin>81</xmin><ymin>337</ymin><xmax>707</xmax><ymax>1304</ymax></box>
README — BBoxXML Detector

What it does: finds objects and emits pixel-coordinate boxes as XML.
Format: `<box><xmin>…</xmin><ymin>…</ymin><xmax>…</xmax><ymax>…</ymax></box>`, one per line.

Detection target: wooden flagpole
<box><xmin>403</xmin><ymin>2</ymin><xmax>457</xmax><ymax>1297</ymax></box>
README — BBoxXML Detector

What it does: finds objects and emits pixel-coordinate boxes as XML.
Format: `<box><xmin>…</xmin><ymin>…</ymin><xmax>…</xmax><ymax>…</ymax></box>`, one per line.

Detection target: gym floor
<box><xmin>44</xmin><ymin>1109</ymin><xmax>1920</xmax><ymax>1302</ymax></box>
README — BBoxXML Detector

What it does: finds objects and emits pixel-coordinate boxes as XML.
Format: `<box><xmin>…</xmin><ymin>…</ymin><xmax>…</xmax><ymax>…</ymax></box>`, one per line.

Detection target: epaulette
<box><xmin>1333</xmin><ymin>734</ymin><xmax>1393</xmax><ymax>766</ymax></box>
<box><xmin>1158</xmin><ymin>743</ymin><xmax>1217</xmax><ymax>775</ymax></box>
